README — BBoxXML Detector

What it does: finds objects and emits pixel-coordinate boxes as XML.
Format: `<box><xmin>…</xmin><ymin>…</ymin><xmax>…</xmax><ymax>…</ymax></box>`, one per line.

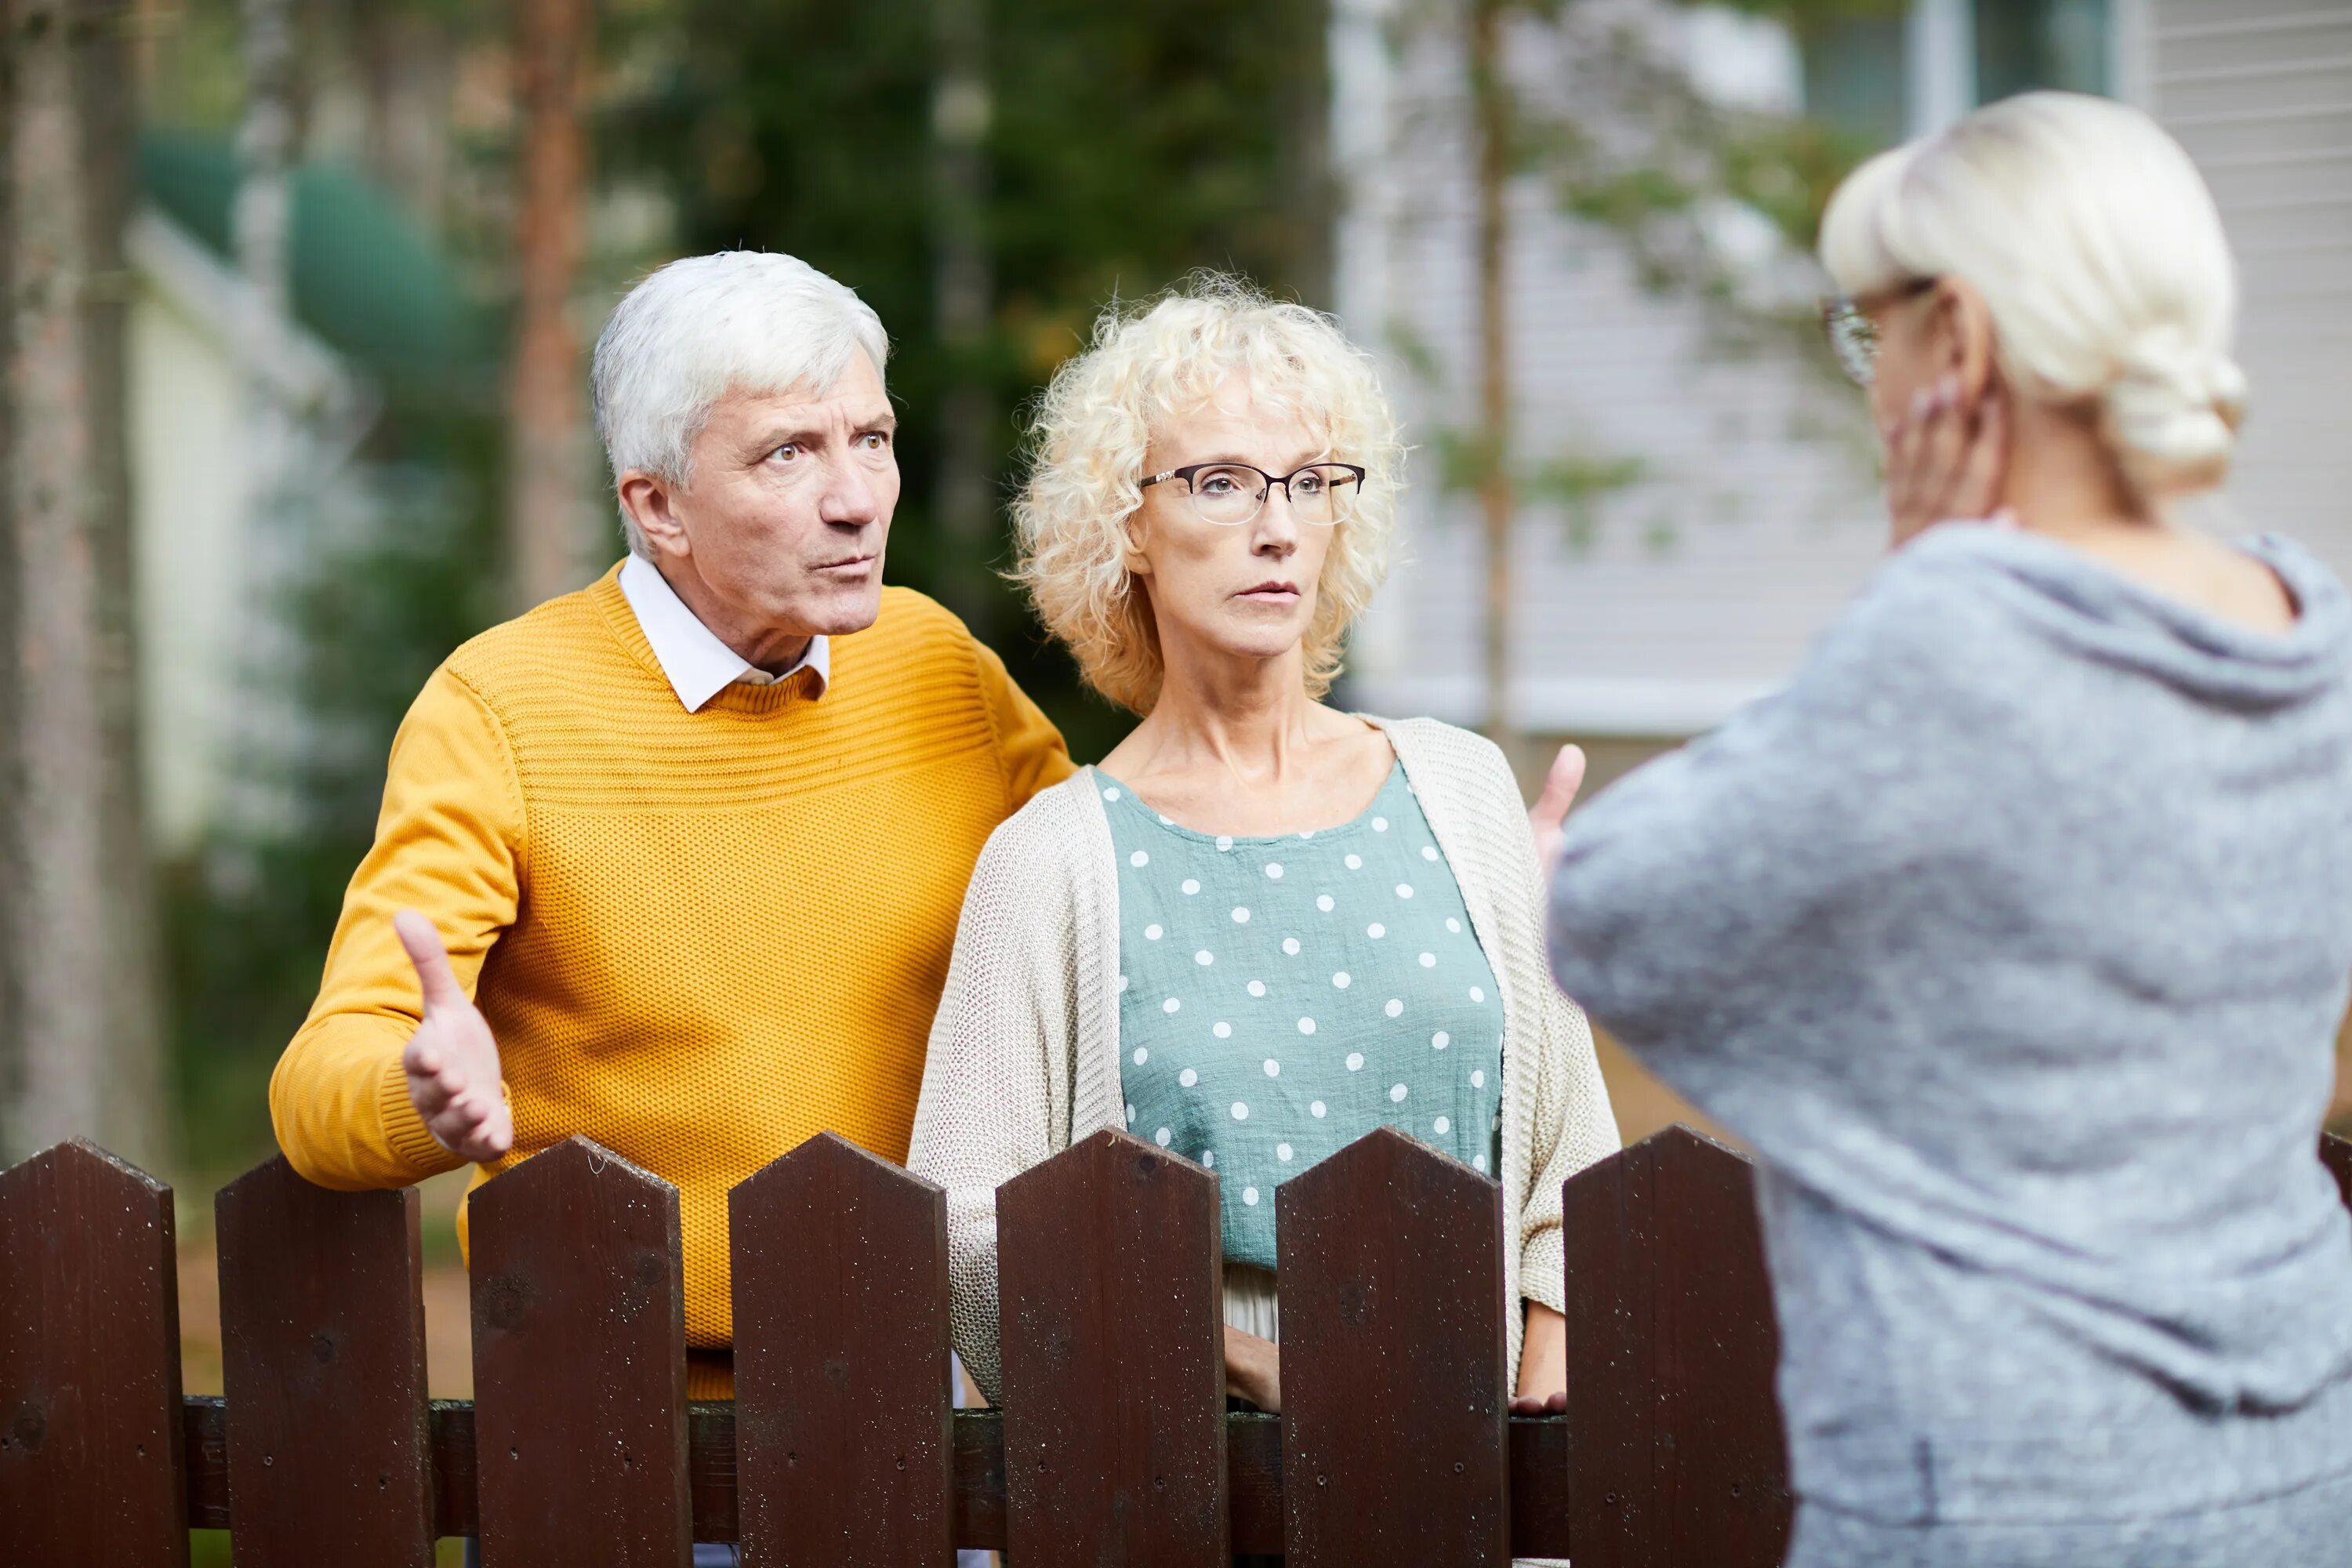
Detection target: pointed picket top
<box><xmin>1561</xmin><ymin>1122</ymin><xmax>1789</xmax><ymax>1568</ymax></box>
<box><xmin>470</xmin><ymin>1134</ymin><xmax>688</xmax><ymax>1566</ymax></box>
<box><xmin>996</xmin><ymin>1127</ymin><xmax>1226</xmax><ymax>1568</ymax></box>
<box><xmin>1277</xmin><ymin>1124</ymin><xmax>1508</xmax><ymax>1567</ymax></box>
<box><xmin>215</xmin><ymin>1155</ymin><xmax>433</xmax><ymax>1568</ymax></box>
<box><xmin>0</xmin><ymin>1138</ymin><xmax>189</xmax><ymax>1566</ymax></box>
<box><xmin>2323</xmin><ymin>1131</ymin><xmax>2350</xmax><ymax>1214</ymax></box>
<box><xmin>731</xmin><ymin>1130</ymin><xmax>952</xmax><ymax>1568</ymax></box>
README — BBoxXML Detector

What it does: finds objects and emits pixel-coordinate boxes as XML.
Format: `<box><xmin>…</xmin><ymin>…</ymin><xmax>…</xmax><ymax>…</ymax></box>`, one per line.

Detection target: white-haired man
<box><xmin>270</xmin><ymin>253</ymin><xmax>1071</xmax><ymax>1422</ymax></box>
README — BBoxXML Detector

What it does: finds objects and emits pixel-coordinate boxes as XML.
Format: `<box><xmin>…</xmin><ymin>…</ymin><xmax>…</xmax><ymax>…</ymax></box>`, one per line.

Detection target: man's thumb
<box><xmin>393</xmin><ymin>909</ymin><xmax>466</xmax><ymax>1013</ymax></box>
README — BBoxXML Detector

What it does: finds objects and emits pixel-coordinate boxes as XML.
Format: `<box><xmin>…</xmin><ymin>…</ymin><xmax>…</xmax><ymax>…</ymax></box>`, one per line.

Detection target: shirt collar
<box><xmin>617</xmin><ymin>553</ymin><xmax>830</xmax><ymax>713</ymax></box>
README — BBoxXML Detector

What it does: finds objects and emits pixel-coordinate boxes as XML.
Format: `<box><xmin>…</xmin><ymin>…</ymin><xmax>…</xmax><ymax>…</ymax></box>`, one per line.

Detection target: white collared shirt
<box><xmin>618</xmin><ymin>553</ymin><xmax>831</xmax><ymax>713</ymax></box>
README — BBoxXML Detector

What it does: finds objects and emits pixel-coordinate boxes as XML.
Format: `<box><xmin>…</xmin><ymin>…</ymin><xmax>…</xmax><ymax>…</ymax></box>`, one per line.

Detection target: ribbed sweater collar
<box><xmin>586</xmin><ymin>565</ymin><xmax>824</xmax><ymax>718</ymax></box>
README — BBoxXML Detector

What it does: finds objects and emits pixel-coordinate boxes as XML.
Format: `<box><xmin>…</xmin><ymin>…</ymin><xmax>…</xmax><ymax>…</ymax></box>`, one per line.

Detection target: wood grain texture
<box><xmin>180</xmin><ymin>1398</ymin><xmax>1590</xmax><ymax>1552</ymax></box>
<box><xmin>215</xmin><ymin>1156</ymin><xmax>434</xmax><ymax>1568</ymax></box>
<box><xmin>1562</xmin><ymin>1124</ymin><xmax>1791</xmax><ymax>1568</ymax></box>
<box><xmin>1277</xmin><ymin>1126</ymin><xmax>1509</xmax><ymax>1567</ymax></box>
<box><xmin>0</xmin><ymin>1139</ymin><xmax>189</xmax><ymax>1566</ymax></box>
<box><xmin>469</xmin><ymin>1136</ymin><xmax>690</xmax><ymax>1566</ymax></box>
<box><xmin>730</xmin><ymin>1132</ymin><xmax>953</xmax><ymax>1567</ymax></box>
<box><xmin>996</xmin><ymin>1128</ymin><xmax>1228</xmax><ymax>1566</ymax></box>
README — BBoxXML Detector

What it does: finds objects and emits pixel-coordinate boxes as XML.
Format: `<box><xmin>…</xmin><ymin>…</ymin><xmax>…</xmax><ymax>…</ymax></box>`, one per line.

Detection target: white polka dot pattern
<box><xmin>921</xmin><ymin>740</ymin><xmax>1606</xmax><ymax>1399</ymax></box>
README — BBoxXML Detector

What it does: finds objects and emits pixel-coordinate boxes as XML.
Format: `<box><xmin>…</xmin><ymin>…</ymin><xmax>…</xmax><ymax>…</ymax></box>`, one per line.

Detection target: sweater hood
<box><xmin>1896</xmin><ymin>524</ymin><xmax>2352</xmax><ymax>713</ymax></box>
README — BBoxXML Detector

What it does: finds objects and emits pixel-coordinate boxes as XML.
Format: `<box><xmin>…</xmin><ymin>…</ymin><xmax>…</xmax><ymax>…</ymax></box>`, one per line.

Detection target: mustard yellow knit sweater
<box><xmin>270</xmin><ymin>565</ymin><xmax>1072</xmax><ymax>1392</ymax></box>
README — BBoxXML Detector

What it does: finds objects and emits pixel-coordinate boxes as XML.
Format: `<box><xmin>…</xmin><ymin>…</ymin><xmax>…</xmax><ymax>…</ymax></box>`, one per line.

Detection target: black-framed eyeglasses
<box><xmin>1140</xmin><ymin>461</ymin><xmax>1367</xmax><ymax>528</ymax></box>
<box><xmin>1820</xmin><ymin>278</ymin><xmax>1937</xmax><ymax>388</ymax></box>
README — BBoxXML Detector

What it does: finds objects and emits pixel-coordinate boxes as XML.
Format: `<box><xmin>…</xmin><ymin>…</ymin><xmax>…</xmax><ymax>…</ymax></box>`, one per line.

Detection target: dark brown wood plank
<box><xmin>2323</xmin><ymin>1131</ymin><xmax>2350</xmax><ymax>1214</ymax></box>
<box><xmin>1508</xmin><ymin>1417</ymin><xmax>1573</xmax><ymax>1560</ymax></box>
<box><xmin>469</xmin><ymin>1135</ymin><xmax>690</xmax><ymax>1566</ymax></box>
<box><xmin>730</xmin><ymin>1131</ymin><xmax>953</xmax><ymax>1567</ymax></box>
<box><xmin>215</xmin><ymin>1156</ymin><xmax>434</xmax><ymax>1568</ymax></box>
<box><xmin>996</xmin><ymin>1128</ymin><xmax>1227</xmax><ymax>1566</ymax></box>
<box><xmin>952</xmin><ymin>1406</ymin><xmax>1007</xmax><ymax>1550</ymax></box>
<box><xmin>184</xmin><ymin>1397</ymin><xmax>230</xmax><ymax>1528</ymax></box>
<box><xmin>1277</xmin><ymin>1126</ymin><xmax>1509</xmax><ymax>1566</ymax></box>
<box><xmin>0</xmin><ymin>1139</ymin><xmax>189</xmax><ymax>1566</ymax></box>
<box><xmin>181</xmin><ymin>1396</ymin><xmax>1581</xmax><ymax>1554</ymax></box>
<box><xmin>1562</xmin><ymin>1124</ymin><xmax>1791</xmax><ymax>1568</ymax></box>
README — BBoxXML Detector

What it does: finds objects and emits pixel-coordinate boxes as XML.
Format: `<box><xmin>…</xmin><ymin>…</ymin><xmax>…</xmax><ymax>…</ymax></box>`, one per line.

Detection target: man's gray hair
<box><xmin>591</xmin><ymin>251</ymin><xmax>891</xmax><ymax>557</ymax></box>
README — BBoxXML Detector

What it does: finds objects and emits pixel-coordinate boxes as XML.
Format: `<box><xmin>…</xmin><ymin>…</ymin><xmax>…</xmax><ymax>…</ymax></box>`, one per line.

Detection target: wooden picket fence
<box><xmin>4</xmin><ymin>1122</ymin><xmax>2349</xmax><ymax>1566</ymax></box>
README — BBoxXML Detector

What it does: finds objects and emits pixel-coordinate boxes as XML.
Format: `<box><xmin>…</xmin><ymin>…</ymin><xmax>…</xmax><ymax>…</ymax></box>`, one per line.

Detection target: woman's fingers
<box><xmin>1529</xmin><ymin>744</ymin><xmax>1587</xmax><ymax>876</ymax></box>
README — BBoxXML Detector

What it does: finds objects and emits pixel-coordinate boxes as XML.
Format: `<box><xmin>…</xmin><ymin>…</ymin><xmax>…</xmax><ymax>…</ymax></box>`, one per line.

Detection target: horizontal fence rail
<box><xmin>5</xmin><ymin>1126</ymin><xmax>2349</xmax><ymax>1564</ymax></box>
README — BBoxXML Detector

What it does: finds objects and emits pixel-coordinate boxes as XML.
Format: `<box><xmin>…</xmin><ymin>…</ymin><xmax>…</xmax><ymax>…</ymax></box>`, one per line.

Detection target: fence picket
<box><xmin>996</xmin><ymin>1127</ymin><xmax>1227</xmax><ymax>1566</ymax></box>
<box><xmin>469</xmin><ymin>1136</ymin><xmax>690</xmax><ymax>1565</ymax></box>
<box><xmin>1562</xmin><ymin>1124</ymin><xmax>1791</xmax><ymax>1568</ymax></box>
<box><xmin>1276</xmin><ymin>1126</ymin><xmax>1509</xmax><ymax>1566</ymax></box>
<box><xmin>729</xmin><ymin>1131</ymin><xmax>953</xmax><ymax>1566</ymax></box>
<box><xmin>0</xmin><ymin>1140</ymin><xmax>189</xmax><ymax>1566</ymax></box>
<box><xmin>214</xmin><ymin>1155</ymin><xmax>434</xmax><ymax>1568</ymax></box>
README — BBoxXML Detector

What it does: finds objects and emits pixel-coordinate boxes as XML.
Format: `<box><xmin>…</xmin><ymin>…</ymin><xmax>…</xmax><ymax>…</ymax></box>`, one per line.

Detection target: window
<box><xmin>1801</xmin><ymin>0</ymin><xmax>2114</xmax><ymax>147</ymax></box>
<box><xmin>1975</xmin><ymin>0</ymin><xmax>2110</xmax><ymax>103</ymax></box>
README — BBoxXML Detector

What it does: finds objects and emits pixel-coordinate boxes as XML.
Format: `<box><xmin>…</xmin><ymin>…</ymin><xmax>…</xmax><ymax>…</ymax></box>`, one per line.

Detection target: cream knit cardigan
<box><xmin>908</xmin><ymin>714</ymin><xmax>1621</xmax><ymax>1405</ymax></box>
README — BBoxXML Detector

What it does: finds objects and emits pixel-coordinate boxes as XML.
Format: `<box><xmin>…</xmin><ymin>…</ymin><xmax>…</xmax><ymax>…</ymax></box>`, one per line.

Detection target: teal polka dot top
<box><xmin>1098</xmin><ymin>762</ymin><xmax>1504</xmax><ymax>1270</ymax></box>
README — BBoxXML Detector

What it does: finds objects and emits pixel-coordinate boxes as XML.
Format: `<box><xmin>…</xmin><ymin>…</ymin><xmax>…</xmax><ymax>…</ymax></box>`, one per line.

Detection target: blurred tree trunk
<box><xmin>1468</xmin><ymin>0</ymin><xmax>1517</xmax><ymax>757</ymax></box>
<box><xmin>1280</xmin><ymin>0</ymin><xmax>1334</xmax><ymax>309</ymax></box>
<box><xmin>508</xmin><ymin>0</ymin><xmax>595</xmax><ymax>612</ymax></box>
<box><xmin>931</xmin><ymin>0</ymin><xmax>993</xmax><ymax>637</ymax></box>
<box><xmin>1</xmin><ymin>0</ymin><xmax>165</xmax><ymax>1167</ymax></box>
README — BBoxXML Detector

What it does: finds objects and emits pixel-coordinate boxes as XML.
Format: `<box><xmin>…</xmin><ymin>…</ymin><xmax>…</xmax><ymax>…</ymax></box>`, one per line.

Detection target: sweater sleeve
<box><xmin>973</xmin><ymin>633</ymin><xmax>1076</xmax><ymax>808</ymax></box>
<box><xmin>1544</xmin><ymin>568</ymin><xmax>1986</xmax><ymax>1071</ymax></box>
<box><xmin>1457</xmin><ymin>743</ymin><xmax>1621</xmax><ymax>1317</ymax></box>
<box><xmin>268</xmin><ymin>666</ymin><xmax>525</xmax><ymax>1190</ymax></box>
<box><xmin>907</xmin><ymin>795</ymin><xmax>1085</xmax><ymax>1405</ymax></box>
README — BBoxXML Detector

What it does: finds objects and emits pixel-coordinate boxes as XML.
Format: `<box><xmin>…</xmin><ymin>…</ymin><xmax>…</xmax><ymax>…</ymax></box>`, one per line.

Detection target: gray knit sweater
<box><xmin>1546</xmin><ymin>524</ymin><xmax>2352</xmax><ymax>1532</ymax></box>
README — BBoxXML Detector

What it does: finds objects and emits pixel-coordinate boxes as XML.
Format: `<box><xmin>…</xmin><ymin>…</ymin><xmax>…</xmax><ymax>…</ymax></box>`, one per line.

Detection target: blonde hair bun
<box><xmin>2102</xmin><ymin>324</ymin><xmax>2248</xmax><ymax>499</ymax></box>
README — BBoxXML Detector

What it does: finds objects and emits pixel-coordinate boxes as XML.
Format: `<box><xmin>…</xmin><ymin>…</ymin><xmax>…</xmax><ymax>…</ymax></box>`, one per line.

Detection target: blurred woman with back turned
<box><xmin>1547</xmin><ymin>93</ymin><xmax>2352</xmax><ymax>1566</ymax></box>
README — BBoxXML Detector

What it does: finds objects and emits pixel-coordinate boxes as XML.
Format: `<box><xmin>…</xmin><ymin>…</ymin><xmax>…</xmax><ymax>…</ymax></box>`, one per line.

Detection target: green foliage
<box><xmin>608</xmin><ymin>0</ymin><xmax>1331</xmax><ymax>762</ymax></box>
<box><xmin>168</xmin><ymin>419</ymin><xmax>503</xmax><ymax>1175</ymax></box>
<box><xmin>161</xmin><ymin>0</ymin><xmax>1334</xmax><ymax>1171</ymax></box>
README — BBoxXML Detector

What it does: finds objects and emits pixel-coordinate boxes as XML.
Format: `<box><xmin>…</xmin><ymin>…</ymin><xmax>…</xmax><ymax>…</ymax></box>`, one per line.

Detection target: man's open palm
<box><xmin>395</xmin><ymin>909</ymin><xmax>514</xmax><ymax>1163</ymax></box>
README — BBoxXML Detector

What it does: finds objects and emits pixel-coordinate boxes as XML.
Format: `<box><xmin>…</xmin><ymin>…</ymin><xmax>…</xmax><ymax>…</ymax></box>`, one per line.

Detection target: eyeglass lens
<box><xmin>1825</xmin><ymin>303</ymin><xmax>1878</xmax><ymax>387</ymax></box>
<box><xmin>1188</xmin><ymin>464</ymin><xmax>1359</xmax><ymax>526</ymax></box>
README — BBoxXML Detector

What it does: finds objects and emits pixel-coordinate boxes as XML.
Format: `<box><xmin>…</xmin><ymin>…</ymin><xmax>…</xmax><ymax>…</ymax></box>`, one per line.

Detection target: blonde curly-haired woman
<box><xmin>907</xmin><ymin>279</ymin><xmax>1617</xmax><ymax>1461</ymax></box>
<box><xmin>1549</xmin><ymin>93</ymin><xmax>2352</xmax><ymax>1566</ymax></box>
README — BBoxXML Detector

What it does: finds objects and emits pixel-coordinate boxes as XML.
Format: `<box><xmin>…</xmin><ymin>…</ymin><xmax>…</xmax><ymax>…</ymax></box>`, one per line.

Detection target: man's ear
<box><xmin>618</xmin><ymin>470</ymin><xmax>690</xmax><ymax>558</ymax></box>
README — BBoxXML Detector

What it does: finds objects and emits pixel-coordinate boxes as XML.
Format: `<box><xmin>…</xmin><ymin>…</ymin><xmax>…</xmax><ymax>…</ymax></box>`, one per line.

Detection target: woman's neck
<box><xmin>1129</xmin><ymin>641</ymin><xmax>1324</xmax><ymax>782</ymax></box>
<box><xmin>1998</xmin><ymin>399</ymin><xmax>2158</xmax><ymax>543</ymax></box>
<box><xmin>1993</xmin><ymin>398</ymin><xmax>2296</xmax><ymax>632</ymax></box>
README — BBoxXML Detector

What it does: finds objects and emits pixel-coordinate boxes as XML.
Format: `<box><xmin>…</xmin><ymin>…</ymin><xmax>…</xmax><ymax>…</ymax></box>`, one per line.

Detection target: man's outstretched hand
<box><xmin>1528</xmin><ymin>743</ymin><xmax>1587</xmax><ymax>879</ymax></box>
<box><xmin>395</xmin><ymin>909</ymin><xmax>513</xmax><ymax>1163</ymax></box>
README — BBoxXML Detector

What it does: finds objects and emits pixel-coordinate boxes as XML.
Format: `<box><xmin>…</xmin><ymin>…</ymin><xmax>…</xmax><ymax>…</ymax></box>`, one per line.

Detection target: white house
<box><xmin>1332</xmin><ymin>0</ymin><xmax>2352</xmax><ymax>752</ymax></box>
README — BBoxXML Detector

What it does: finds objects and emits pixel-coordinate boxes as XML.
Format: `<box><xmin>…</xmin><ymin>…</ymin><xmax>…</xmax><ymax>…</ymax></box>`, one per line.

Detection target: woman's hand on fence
<box><xmin>1508</xmin><ymin>1302</ymin><xmax>1569</xmax><ymax>1416</ymax></box>
<box><xmin>394</xmin><ymin>909</ymin><xmax>514</xmax><ymax>1163</ymax></box>
<box><xmin>1883</xmin><ymin>372</ymin><xmax>2012</xmax><ymax>546</ymax></box>
<box><xmin>1529</xmin><ymin>745</ymin><xmax>1587</xmax><ymax>880</ymax></box>
<box><xmin>1223</xmin><ymin>1324</ymin><xmax>1281</xmax><ymax>1414</ymax></box>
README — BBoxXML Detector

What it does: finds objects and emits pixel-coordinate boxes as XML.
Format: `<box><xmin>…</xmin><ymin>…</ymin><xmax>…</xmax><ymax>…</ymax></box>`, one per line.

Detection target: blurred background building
<box><xmin>1342</xmin><ymin>0</ymin><xmax>2352</xmax><ymax>783</ymax></box>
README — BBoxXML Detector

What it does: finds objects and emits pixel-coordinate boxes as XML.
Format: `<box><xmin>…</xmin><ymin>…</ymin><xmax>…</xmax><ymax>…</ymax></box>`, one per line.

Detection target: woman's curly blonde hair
<box><xmin>1011</xmin><ymin>274</ymin><xmax>1403</xmax><ymax>715</ymax></box>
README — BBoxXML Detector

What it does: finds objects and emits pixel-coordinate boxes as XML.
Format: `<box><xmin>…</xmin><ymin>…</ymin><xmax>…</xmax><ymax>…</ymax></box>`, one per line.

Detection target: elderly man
<box><xmin>270</xmin><ymin>253</ymin><xmax>1070</xmax><ymax>1424</ymax></box>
